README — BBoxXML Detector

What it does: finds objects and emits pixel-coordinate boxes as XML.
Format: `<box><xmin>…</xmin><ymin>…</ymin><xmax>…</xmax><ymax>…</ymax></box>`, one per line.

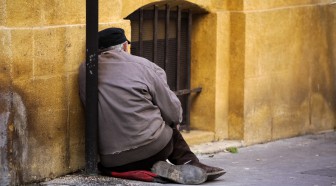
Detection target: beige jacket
<box><xmin>79</xmin><ymin>49</ymin><xmax>182</xmax><ymax>167</ymax></box>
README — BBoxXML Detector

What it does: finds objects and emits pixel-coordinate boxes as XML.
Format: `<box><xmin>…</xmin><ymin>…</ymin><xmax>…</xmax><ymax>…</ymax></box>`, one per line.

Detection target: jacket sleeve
<box><xmin>150</xmin><ymin>66</ymin><xmax>183</xmax><ymax>124</ymax></box>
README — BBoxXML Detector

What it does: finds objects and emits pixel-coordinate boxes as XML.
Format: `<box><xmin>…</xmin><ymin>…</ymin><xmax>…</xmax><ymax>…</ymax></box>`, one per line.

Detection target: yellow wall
<box><xmin>242</xmin><ymin>1</ymin><xmax>336</xmax><ymax>144</ymax></box>
<box><xmin>0</xmin><ymin>0</ymin><xmax>130</xmax><ymax>184</ymax></box>
<box><xmin>0</xmin><ymin>0</ymin><xmax>335</xmax><ymax>184</ymax></box>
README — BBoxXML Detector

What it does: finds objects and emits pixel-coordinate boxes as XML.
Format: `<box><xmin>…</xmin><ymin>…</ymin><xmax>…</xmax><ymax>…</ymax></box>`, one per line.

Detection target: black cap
<box><xmin>98</xmin><ymin>27</ymin><xmax>130</xmax><ymax>49</ymax></box>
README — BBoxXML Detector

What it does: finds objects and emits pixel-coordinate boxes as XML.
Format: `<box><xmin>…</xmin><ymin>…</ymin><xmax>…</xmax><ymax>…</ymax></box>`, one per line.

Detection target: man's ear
<box><xmin>123</xmin><ymin>42</ymin><xmax>128</xmax><ymax>52</ymax></box>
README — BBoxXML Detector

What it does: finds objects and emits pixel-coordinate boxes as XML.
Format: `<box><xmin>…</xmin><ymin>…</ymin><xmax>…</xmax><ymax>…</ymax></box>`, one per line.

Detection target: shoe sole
<box><xmin>206</xmin><ymin>170</ymin><xmax>226</xmax><ymax>181</ymax></box>
<box><xmin>151</xmin><ymin>161</ymin><xmax>207</xmax><ymax>184</ymax></box>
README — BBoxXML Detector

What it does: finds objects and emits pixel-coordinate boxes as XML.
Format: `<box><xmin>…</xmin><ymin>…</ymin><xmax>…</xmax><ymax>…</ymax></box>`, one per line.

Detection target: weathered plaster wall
<box><xmin>190</xmin><ymin>13</ymin><xmax>218</xmax><ymax>132</ymax></box>
<box><xmin>191</xmin><ymin>10</ymin><xmax>231</xmax><ymax>140</ymax></box>
<box><xmin>242</xmin><ymin>1</ymin><xmax>336</xmax><ymax>145</ymax></box>
<box><xmin>228</xmin><ymin>11</ymin><xmax>246</xmax><ymax>140</ymax></box>
<box><xmin>330</xmin><ymin>3</ymin><xmax>336</xmax><ymax>101</ymax></box>
<box><xmin>214</xmin><ymin>11</ymin><xmax>231</xmax><ymax>140</ymax></box>
<box><xmin>0</xmin><ymin>0</ymin><xmax>130</xmax><ymax>184</ymax></box>
<box><xmin>191</xmin><ymin>0</ymin><xmax>336</xmax><ymax>143</ymax></box>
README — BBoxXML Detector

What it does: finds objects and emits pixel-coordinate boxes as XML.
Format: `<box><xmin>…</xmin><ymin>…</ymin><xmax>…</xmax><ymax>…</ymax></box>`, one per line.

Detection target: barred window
<box><xmin>126</xmin><ymin>5</ymin><xmax>201</xmax><ymax>131</ymax></box>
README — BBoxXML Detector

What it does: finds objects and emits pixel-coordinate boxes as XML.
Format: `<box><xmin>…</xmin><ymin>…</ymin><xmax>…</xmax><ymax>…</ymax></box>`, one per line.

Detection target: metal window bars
<box><xmin>126</xmin><ymin>5</ymin><xmax>202</xmax><ymax>131</ymax></box>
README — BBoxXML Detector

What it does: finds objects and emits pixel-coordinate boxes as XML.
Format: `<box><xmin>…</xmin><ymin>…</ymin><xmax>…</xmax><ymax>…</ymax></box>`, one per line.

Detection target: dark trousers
<box><xmin>99</xmin><ymin>128</ymin><xmax>199</xmax><ymax>172</ymax></box>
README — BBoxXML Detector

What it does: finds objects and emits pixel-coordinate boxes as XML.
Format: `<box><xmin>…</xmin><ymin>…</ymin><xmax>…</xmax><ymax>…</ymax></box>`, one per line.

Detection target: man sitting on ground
<box><xmin>79</xmin><ymin>27</ymin><xmax>225</xmax><ymax>184</ymax></box>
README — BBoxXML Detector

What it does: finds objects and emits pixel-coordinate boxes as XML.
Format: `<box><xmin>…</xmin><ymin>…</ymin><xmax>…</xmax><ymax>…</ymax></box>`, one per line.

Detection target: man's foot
<box><xmin>188</xmin><ymin>161</ymin><xmax>226</xmax><ymax>181</ymax></box>
<box><xmin>151</xmin><ymin>161</ymin><xmax>207</xmax><ymax>184</ymax></box>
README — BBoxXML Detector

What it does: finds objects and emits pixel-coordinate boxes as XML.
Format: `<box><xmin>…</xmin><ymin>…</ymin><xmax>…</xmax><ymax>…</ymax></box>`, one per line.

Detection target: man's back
<box><xmin>79</xmin><ymin>49</ymin><xmax>181</xmax><ymax>167</ymax></box>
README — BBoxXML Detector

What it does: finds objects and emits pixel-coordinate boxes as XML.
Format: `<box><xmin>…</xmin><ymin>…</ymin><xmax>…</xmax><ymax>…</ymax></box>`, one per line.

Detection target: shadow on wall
<box><xmin>0</xmin><ymin>91</ymin><xmax>28</xmax><ymax>185</ymax></box>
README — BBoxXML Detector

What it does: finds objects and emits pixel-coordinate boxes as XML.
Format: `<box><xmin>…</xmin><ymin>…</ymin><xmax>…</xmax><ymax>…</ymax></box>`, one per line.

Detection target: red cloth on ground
<box><xmin>111</xmin><ymin>170</ymin><xmax>158</xmax><ymax>182</ymax></box>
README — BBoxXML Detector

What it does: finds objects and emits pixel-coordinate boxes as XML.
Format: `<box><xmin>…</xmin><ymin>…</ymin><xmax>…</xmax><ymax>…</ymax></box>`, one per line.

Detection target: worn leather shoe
<box><xmin>188</xmin><ymin>161</ymin><xmax>226</xmax><ymax>181</ymax></box>
<box><xmin>151</xmin><ymin>161</ymin><xmax>207</xmax><ymax>184</ymax></box>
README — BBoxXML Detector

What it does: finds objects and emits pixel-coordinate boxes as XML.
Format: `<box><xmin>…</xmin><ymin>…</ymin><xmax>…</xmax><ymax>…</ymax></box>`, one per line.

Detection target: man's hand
<box><xmin>176</xmin><ymin>124</ymin><xmax>180</xmax><ymax>131</ymax></box>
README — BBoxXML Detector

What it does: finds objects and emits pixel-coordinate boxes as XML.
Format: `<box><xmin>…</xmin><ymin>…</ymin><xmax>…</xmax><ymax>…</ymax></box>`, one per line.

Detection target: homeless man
<box><xmin>79</xmin><ymin>27</ymin><xmax>225</xmax><ymax>184</ymax></box>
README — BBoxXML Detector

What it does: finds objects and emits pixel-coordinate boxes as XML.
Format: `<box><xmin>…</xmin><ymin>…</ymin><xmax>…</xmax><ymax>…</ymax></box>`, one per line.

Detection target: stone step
<box><xmin>181</xmin><ymin>130</ymin><xmax>243</xmax><ymax>154</ymax></box>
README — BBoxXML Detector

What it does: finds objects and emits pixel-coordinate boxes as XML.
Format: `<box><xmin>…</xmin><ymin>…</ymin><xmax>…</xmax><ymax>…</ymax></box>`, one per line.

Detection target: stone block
<box><xmin>271</xmin><ymin>71</ymin><xmax>310</xmax><ymax>108</ymax></box>
<box><xmin>33</xmin><ymin>27</ymin><xmax>66</xmax><ymax>77</ymax></box>
<box><xmin>244</xmin><ymin>104</ymin><xmax>273</xmax><ymax>145</ymax></box>
<box><xmin>67</xmin><ymin>72</ymin><xmax>85</xmax><ymax>170</ymax></box>
<box><xmin>0</xmin><ymin>29</ymin><xmax>11</xmax><ymax>89</ymax></box>
<box><xmin>228</xmin><ymin>12</ymin><xmax>245</xmax><ymax>140</ymax></box>
<box><xmin>4</xmin><ymin>0</ymin><xmax>136</xmax><ymax>27</ymax></box>
<box><xmin>244</xmin><ymin>76</ymin><xmax>272</xmax><ymax>113</ymax></box>
<box><xmin>181</xmin><ymin>130</ymin><xmax>215</xmax><ymax>146</ymax></box>
<box><xmin>214</xmin><ymin>11</ymin><xmax>231</xmax><ymax>140</ymax></box>
<box><xmin>245</xmin><ymin>7</ymin><xmax>302</xmax><ymax>78</ymax></box>
<box><xmin>68</xmin><ymin>110</ymin><xmax>85</xmax><ymax>171</ymax></box>
<box><xmin>270</xmin><ymin>72</ymin><xmax>310</xmax><ymax>139</ymax></box>
<box><xmin>271</xmin><ymin>103</ymin><xmax>310</xmax><ymax>140</ymax></box>
<box><xmin>244</xmin><ymin>76</ymin><xmax>273</xmax><ymax>144</ymax></box>
<box><xmin>5</xmin><ymin>0</ymin><xmax>86</xmax><ymax>26</ymax></box>
<box><xmin>65</xmin><ymin>73</ymin><xmax>84</xmax><ymax>171</ymax></box>
<box><xmin>64</xmin><ymin>26</ymin><xmax>85</xmax><ymax>73</ymax></box>
<box><xmin>99</xmin><ymin>0</ymin><xmax>122</xmax><ymax>23</ymax></box>
<box><xmin>5</xmin><ymin>1</ymin><xmax>40</xmax><ymax>27</ymax></box>
<box><xmin>13</xmin><ymin>76</ymin><xmax>68</xmax><ymax>111</ymax></box>
<box><xmin>244</xmin><ymin>0</ymin><xmax>331</xmax><ymax>11</ymax></box>
<box><xmin>0</xmin><ymin>0</ymin><xmax>5</xmax><ymax>26</ymax></box>
<box><xmin>34</xmin><ymin>0</ymin><xmax>65</xmax><ymax>25</ymax></box>
<box><xmin>190</xmin><ymin>13</ymin><xmax>218</xmax><ymax>131</ymax></box>
<box><xmin>121</xmin><ymin>0</ymin><xmax>142</xmax><ymax>18</ymax></box>
<box><xmin>226</xmin><ymin>0</ymin><xmax>244</xmax><ymax>11</ymax></box>
<box><xmin>67</xmin><ymin>73</ymin><xmax>82</xmax><ymax>112</ymax></box>
<box><xmin>25</xmin><ymin>109</ymin><xmax>68</xmax><ymax>182</ymax></box>
<box><xmin>200</xmin><ymin>0</ymin><xmax>245</xmax><ymax>11</ymax></box>
<box><xmin>11</xmin><ymin>29</ymin><xmax>34</xmax><ymax>81</ymax></box>
<box><xmin>310</xmin><ymin>93</ymin><xmax>335</xmax><ymax>131</ymax></box>
<box><xmin>61</xmin><ymin>0</ymin><xmax>85</xmax><ymax>24</ymax></box>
